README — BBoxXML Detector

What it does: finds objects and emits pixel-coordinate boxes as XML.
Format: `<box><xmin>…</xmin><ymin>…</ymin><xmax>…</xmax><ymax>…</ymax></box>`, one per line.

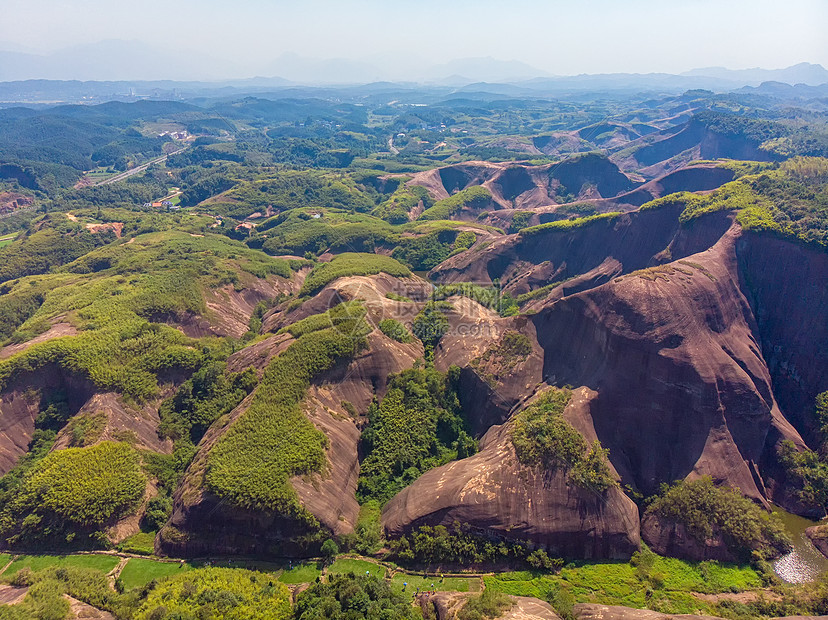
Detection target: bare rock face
<box><xmin>382</xmin><ymin>401</ymin><xmax>640</xmax><ymax>559</ymax></box>
<box><xmin>0</xmin><ymin>366</ymin><xmax>96</xmax><ymax>475</ymax></box>
<box><xmin>531</xmin><ymin>223</ymin><xmax>798</xmax><ymax>502</ymax></box>
<box><xmin>435</xmin><ymin>304</ymin><xmax>544</xmax><ymax>436</ymax></box>
<box><xmin>53</xmin><ymin>392</ymin><xmax>172</xmax><ymax>454</ymax></box>
<box><xmin>806</xmin><ymin>525</ymin><xmax>828</xmax><ymax>559</ymax></box>
<box><xmin>430</xmin><ymin>202</ymin><xmax>701</xmax><ymax>288</ymax></box>
<box><xmin>640</xmin><ymin>513</ymin><xmax>737</xmax><ymax>563</ymax></box>
<box><xmin>417</xmin><ymin>206</ymin><xmax>828</xmax><ymax>559</ymax></box>
<box><xmin>407</xmin><ymin>155</ymin><xmax>638</xmax><ymax>213</ymax></box>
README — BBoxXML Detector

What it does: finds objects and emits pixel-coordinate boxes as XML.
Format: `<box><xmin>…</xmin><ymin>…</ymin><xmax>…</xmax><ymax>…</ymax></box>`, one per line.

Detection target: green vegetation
<box><xmin>391</xmin><ymin>228</ymin><xmax>462</xmax><ymax>270</ymax></box>
<box><xmin>299</xmin><ymin>252</ymin><xmax>410</xmax><ymax>296</ymax></box>
<box><xmin>159</xmin><ymin>361</ymin><xmax>257</xmax><ymax>443</ymax></box>
<box><xmin>3</xmin><ymin>554</ymin><xmax>120</xmax><ymax>577</ymax></box>
<box><xmin>135</xmin><ymin>567</ymin><xmax>292</xmax><ymax>620</ymax></box>
<box><xmin>510</xmin><ymin>389</ymin><xmax>616</xmax><ymax>492</ymax></box>
<box><xmin>816</xmin><ymin>391</ymin><xmax>828</xmax><ymax>446</ymax></box>
<box><xmin>0</xmin><ymin>441</ymin><xmax>146</xmax><ymax>548</ymax></box>
<box><xmin>387</xmin><ymin>572</ymin><xmax>475</xmax><ymax>596</ymax></box>
<box><xmin>678</xmin><ymin>181</ymin><xmax>760</xmax><ymax>223</ymax></box>
<box><xmin>205</xmin><ymin>316</ymin><xmax>369</xmax><ymax>517</ymax></box>
<box><xmin>471</xmin><ymin>330</ymin><xmax>533</xmax><ymax>386</ymax></box>
<box><xmin>293</xmin><ymin>573</ymin><xmax>421</xmax><ymax>620</ymax></box>
<box><xmin>432</xmin><ymin>282</ymin><xmax>519</xmax><ymax>317</ymax></box>
<box><xmin>514</xmin><ymin>277</ymin><xmax>573</xmax><ymax>304</ymax></box>
<box><xmin>389</xmin><ymin>523</ymin><xmax>562</xmax><ymax>569</ymax></box>
<box><xmin>519</xmin><ymin>212</ymin><xmax>622</xmax><ymax>236</ymax></box>
<box><xmin>345</xmin><ymin>500</ymin><xmax>384</xmax><ymax>554</ymax></box>
<box><xmin>452</xmin><ymin>230</ymin><xmax>477</xmax><ymax>253</ymax></box>
<box><xmin>419</xmin><ymin>186</ymin><xmax>492</xmax><ymax>220</ymax></box>
<box><xmin>484</xmin><ymin>550</ymin><xmax>763</xmax><ymax>616</ymax></box>
<box><xmin>777</xmin><ymin>440</ymin><xmax>828</xmax><ymax>509</ymax></box>
<box><xmin>645</xmin><ymin>476</ymin><xmax>791</xmax><ymax>561</ymax></box>
<box><xmin>277</xmin><ymin>562</ymin><xmax>321</xmax><ymax>585</ymax></box>
<box><xmin>0</xmin><ymin>230</ymin><xmax>290</xmax><ymax>402</ymax></box>
<box><xmin>509</xmin><ymin>210</ymin><xmax>533</xmax><ymax>233</ymax></box>
<box><xmin>0</xmin><ymin>216</ymin><xmax>115</xmax><ymax>285</ymax></box>
<box><xmin>65</xmin><ymin>412</ymin><xmax>107</xmax><ymax>447</ymax></box>
<box><xmin>327</xmin><ymin>558</ymin><xmax>385</xmax><ymax>577</ymax></box>
<box><xmin>358</xmin><ymin>365</ymin><xmax>475</xmax><ymax>504</ymax></box>
<box><xmin>643</xmin><ymin>157</ymin><xmax>828</xmax><ymax>248</ymax></box>
<box><xmin>373</xmin><ymin>184</ymin><xmax>433</xmax><ymax>223</ymax></box>
<box><xmin>412</xmin><ymin>301</ymin><xmax>451</xmax><ymax>355</ymax></box>
<box><xmin>457</xmin><ymin>588</ymin><xmax>513</xmax><ymax>620</ymax></box>
<box><xmin>117</xmin><ymin>531</ymin><xmax>157</xmax><ymax>556</ymax></box>
<box><xmin>117</xmin><ymin>557</ymin><xmax>194</xmax><ymax>591</ymax></box>
<box><xmin>385</xmin><ymin>291</ymin><xmax>412</xmax><ymax>302</ymax></box>
<box><xmin>279</xmin><ymin>301</ymin><xmax>367</xmax><ymax>338</ymax></box>
<box><xmin>0</xmin><ymin>577</ymin><xmax>70</xmax><ymax>620</ymax></box>
<box><xmin>257</xmin><ymin>209</ymin><xmax>397</xmax><ymax>257</ymax></box>
<box><xmin>378</xmin><ymin>318</ymin><xmax>413</xmax><ymax>342</ymax></box>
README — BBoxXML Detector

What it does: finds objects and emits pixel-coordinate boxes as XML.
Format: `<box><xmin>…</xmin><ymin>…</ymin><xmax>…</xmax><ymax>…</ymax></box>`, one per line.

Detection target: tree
<box><xmin>321</xmin><ymin>538</ymin><xmax>339</xmax><ymax>562</ymax></box>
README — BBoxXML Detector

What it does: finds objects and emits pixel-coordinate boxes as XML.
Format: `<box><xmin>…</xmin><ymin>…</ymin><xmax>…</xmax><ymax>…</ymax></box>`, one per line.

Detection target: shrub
<box><xmin>432</xmin><ymin>283</ymin><xmax>518</xmax><ymax>317</ymax></box>
<box><xmin>392</xmin><ymin>228</ymin><xmax>457</xmax><ymax>270</ymax></box>
<box><xmin>519</xmin><ymin>212</ymin><xmax>622</xmax><ymax>236</ymax></box>
<box><xmin>135</xmin><ymin>567</ymin><xmax>291</xmax><ymax>620</ymax></box>
<box><xmin>510</xmin><ymin>388</ymin><xmax>616</xmax><ymax>492</ymax></box>
<box><xmin>388</xmin><ymin>522</ymin><xmax>564</xmax><ymax>568</ymax></box>
<box><xmin>378</xmin><ymin>318</ymin><xmax>412</xmax><ymax>343</ymax></box>
<box><xmin>158</xmin><ymin>361</ymin><xmax>257</xmax><ymax>444</ymax></box>
<box><xmin>279</xmin><ymin>301</ymin><xmax>367</xmax><ymax>338</ymax></box>
<box><xmin>457</xmin><ymin>588</ymin><xmax>513</xmax><ymax>620</ymax></box>
<box><xmin>0</xmin><ymin>230</ymin><xmax>283</xmax><ymax>403</ymax></box>
<box><xmin>357</xmin><ymin>365</ymin><xmax>475</xmax><ymax>504</ymax></box>
<box><xmin>321</xmin><ymin>538</ymin><xmax>339</xmax><ymax>559</ymax></box>
<box><xmin>0</xmin><ymin>441</ymin><xmax>146</xmax><ymax>547</ymax></box>
<box><xmin>412</xmin><ymin>302</ymin><xmax>451</xmax><ymax>355</ymax></box>
<box><xmin>452</xmin><ymin>231</ymin><xmax>477</xmax><ymax>252</ymax></box>
<box><xmin>419</xmin><ymin>186</ymin><xmax>492</xmax><ymax>221</ymax></box>
<box><xmin>645</xmin><ymin>476</ymin><xmax>791</xmax><ymax>561</ymax></box>
<box><xmin>777</xmin><ymin>440</ymin><xmax>828</xmax><ymax>508</ymax></box>
<box><xmin>509</xmin><ymin>211</ymin><xmax>533</xmax><ymax>233</ymax></box>
<box><xmin>294</xmin><ymin>573</ymin><xmax>420</xmax><ymax>620</ymax></box>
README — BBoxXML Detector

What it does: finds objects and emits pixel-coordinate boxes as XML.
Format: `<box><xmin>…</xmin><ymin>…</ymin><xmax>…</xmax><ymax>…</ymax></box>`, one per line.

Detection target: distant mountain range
<box><xmin>0</xmin><ymin>40</ymin><xmax>826</xmax><ymax>89</ymax></box>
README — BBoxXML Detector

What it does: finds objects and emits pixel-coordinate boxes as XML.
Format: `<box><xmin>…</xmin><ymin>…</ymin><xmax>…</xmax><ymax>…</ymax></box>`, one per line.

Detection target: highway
<box><xmin>96</xmin><ymin>147</ymin><xmax>187</xmax><ymax>186</ymax></box>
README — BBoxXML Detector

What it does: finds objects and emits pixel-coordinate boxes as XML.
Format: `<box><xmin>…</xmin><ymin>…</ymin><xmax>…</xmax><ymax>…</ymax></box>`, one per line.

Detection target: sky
<box><xmin>1</xmin><ymin>0</ymin><xmax>826</xmax><ymax>79</ymax></box>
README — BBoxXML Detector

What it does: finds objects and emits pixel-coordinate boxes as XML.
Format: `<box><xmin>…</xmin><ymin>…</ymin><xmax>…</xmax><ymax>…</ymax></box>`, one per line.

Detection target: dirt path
<box><xmin>0</xmin><ymin>558</ymin><xmax>13</xmax><ymax>577</ymax></box>
<box><xmin>107</xmin><ymin>557</ymin><xmax>129</xmax><ymax>590</ymax></box>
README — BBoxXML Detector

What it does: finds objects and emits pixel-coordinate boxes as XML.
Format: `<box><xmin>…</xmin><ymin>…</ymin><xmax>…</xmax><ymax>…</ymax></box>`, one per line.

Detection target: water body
<box><xmin>772</xmin><ymin>506</ymin><xmax>828</xmax><ymax>583</ymax></box>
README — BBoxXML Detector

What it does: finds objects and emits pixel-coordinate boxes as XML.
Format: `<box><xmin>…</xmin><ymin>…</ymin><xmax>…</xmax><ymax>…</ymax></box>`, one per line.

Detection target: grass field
<box><xmin>278</xmin><ymin>562</ymin><xmax>322</xmax><ymax>584</ymax></box>
<box><xmin>482</xmin><ymin>557</ymin><xmax>762</xmax><ymax>615</ymax></box>
<box><xmin>389</xmin><ymin>573</ymin><xmax>477</xmax><ymax>596</ymax></box>
<box><xmin>118</xmin><ymin>557</ymin><xmax>195</xmax><ymax>590</ymax></box>
<box><xmin>4</xmin><ymin>554</ymin><xmax>121</xmax><ymax>577</ymax></box>
<box><xmin>328</xmin><ymin>558</ymin><xmax>386</xmax><ymax>578</ymax></box>
<box><xmin>117</xmin><ymin>531</ymin><xmax>156</xmax><ymax>555</ymax></box>
<box><xmin>0</xmin><ymin>233</ymin><xmax>17</xmax><ymax>248</ymax></box>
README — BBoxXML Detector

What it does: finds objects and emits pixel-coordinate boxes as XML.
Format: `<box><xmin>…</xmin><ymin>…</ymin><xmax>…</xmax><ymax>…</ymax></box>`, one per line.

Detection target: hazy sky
<box><xmin>1</xmin><ymin>0</ymin><xmax>826</xmax><ymax>77</ymax></box>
